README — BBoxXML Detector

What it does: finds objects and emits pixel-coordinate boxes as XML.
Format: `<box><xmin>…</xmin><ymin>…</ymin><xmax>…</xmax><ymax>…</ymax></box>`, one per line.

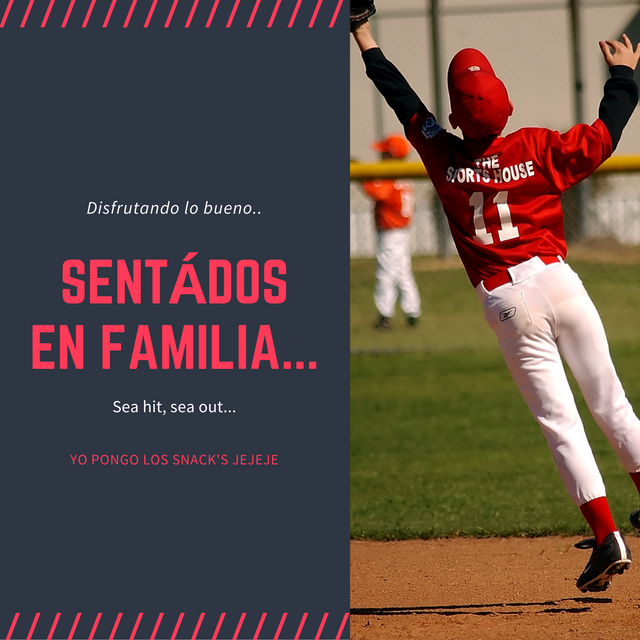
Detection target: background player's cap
<box><xmin>371</xmin><ymin>134</ymin><xmax>411</xmax><ymax>159</ymax></box>
<box><xmin>447</xmin><ymin>48</ymin><xmax>512</xmax><ymax>140</ymax></box>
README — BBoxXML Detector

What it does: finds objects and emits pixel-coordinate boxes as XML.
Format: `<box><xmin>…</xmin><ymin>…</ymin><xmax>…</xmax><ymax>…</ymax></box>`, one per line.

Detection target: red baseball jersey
<box><xmin>407</xmin><ymin>113</ymin><xmax>613</xmax><ymax>287</ymax></box>
<box><xmin>362</xmin><ymin>179</ymin><xmax>415</xmax><ymax>231</ymax></box>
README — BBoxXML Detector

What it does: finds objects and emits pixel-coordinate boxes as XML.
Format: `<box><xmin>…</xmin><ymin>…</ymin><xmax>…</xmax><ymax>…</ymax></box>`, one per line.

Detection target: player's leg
<box><xmin>478</xmin><ymin>270</ymin><xmax>630</xmax><ymax>591</ymax></box>
<box><xmin>392</xmin><ymin>227</ymin><xmax>421</xmax><ymax>323</ymax></box>
<box><xmin>374</xmin><ymin>229</ymin><xmax>399</xmax><ymax>325</ymax></box>
<box><xmin>478</xmin><ymin>276</ymin><xmax>607</xmax><ymax>506</ymax></box>
<box><xmin>554</xmin><ymin>271</ymin><xmax>640</xmax><ymax>531</ymax></box>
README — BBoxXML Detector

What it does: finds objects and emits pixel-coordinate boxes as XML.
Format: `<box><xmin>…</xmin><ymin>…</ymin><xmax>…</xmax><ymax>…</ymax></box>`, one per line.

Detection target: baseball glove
<box><xmin>350</xmin><ymin>0</ymin><xmax>376</xmax><ymax>32</ymax></box>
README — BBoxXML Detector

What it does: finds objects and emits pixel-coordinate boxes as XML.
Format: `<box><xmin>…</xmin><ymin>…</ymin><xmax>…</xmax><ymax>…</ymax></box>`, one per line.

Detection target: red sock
<box><xmin>579</xmin><ymin>497</ymin><xmax>617</xmax><ymax>546</ymax></box>
<box><xmin>630</xmin><ymin>472</ymin><xmax>640</xmax><ymax>497</ymax></box>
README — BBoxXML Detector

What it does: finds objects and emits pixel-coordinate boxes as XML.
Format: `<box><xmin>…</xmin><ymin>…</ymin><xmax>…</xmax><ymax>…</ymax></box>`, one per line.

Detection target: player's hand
<box><xmin>599</xmin><ymin>34</ymin><xmax>640</xmax><ymax>70</ymax></box>
<box><xmin>352</xmin><ymin>20</ymin><xmax>378</xmax><ymax>53</ymax></box>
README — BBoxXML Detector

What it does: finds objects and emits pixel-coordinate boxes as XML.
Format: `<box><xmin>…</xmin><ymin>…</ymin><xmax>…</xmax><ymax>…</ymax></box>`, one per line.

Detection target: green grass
<box><xmin>351</xmin><ymin>344</ymin><xmax>640</xmax><ymax>540</ymax></box>
<box><xmin>350</xmin><ymin>257</ymin><xmax>640</xmax><ymax>353</ymax></box>
<box><xmin>350</xmin><ymin>257</ymin><xmax>640</xmax><ymax>539</ymax></box>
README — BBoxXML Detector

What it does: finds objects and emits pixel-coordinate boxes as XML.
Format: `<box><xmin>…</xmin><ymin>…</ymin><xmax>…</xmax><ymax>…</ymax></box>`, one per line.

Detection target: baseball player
<box><xmin>353</xmin><ymin>20</ymin><xmax>640</xmax><ymax>593</ymax></box>
<box><xmin>362</xmin><ymin>135</ymin><xmax>421</xmax><ymax>328</ymax></box>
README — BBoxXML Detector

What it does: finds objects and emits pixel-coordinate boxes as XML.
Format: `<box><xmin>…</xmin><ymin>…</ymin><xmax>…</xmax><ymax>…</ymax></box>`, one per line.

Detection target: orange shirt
<box><xmin>362</xmin><ymin>180</ymin><xmax>415</xmax><ymax>230</ymax></box>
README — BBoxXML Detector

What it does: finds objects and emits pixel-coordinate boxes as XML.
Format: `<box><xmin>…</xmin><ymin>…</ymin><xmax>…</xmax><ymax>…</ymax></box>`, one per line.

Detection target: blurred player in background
<box><xmin>362</xmin><ymin>134</ymin><xmax>421</xmax><ymax>328</ymax></box>
<box><xmin>353</xmin><ymin>19</ymin><xmax>640</xmax><ymax>593</ymax></box>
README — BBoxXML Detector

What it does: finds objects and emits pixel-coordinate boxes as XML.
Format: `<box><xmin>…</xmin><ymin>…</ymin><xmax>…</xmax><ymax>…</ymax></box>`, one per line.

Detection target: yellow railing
<box><xmin>349</xmin><ymin>156</ymin><xmax>640</xmax><ymax>180</ymax></box>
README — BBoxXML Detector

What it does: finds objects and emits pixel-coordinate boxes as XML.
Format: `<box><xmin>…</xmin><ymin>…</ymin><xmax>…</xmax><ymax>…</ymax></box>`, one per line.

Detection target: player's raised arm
<box><xmin>598</xmin><ymin>35</ymin><xmax>640</xmax><ymax>151</ymax></box>
<box><xmin>351</xmin><ymin>21</ymin><xmax>430</xmax><ymax>131</ymax></box>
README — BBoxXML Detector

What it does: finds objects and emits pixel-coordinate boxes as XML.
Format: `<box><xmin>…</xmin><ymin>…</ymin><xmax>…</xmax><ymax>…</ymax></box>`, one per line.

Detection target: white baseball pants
<box><xmin>375</xmin><ymin>227</ymin><xmax>421</xmax><ymax>319</ymax></box>
<box><xmin>476</xmin><ymin>257</ymin><xmax>640</xmax><ymax>506</ymax></box>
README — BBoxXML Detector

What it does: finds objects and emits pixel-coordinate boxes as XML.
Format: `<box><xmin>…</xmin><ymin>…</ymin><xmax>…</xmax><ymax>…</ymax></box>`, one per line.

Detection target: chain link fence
<box><xmin>350</xmin><ymin>1</ymin><xmax>640</xmax><ymax>353</ymax></box>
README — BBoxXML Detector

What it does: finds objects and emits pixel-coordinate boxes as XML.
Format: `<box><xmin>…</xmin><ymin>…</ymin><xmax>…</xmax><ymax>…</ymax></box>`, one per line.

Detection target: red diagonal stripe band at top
<box><xmin>41</xmin><ymin>0</ymin><xmax>56</xmax><ymax>27</ymax></box>
<box><xmin>267</xmin><ymin>0</ymin><xmax>281</xmax><ymax>27</ymax></box>
<box><xmin>329</xmin><ymin>0</ymin><xmax>343</xmax><ymax>28</ymax></box>
<box><xmin>170</xmin><ymin>613</ymin><xmax>184</xmax><ymax>640</ymax></box>
<box><xmin>288</xmin><ymin>0</ymin><xmax>302</xmax><ymax>27</ymax></box>
<box><xmin>185</xmin><ymin>0</ymin><xmax>200</xmax><ymax>27</ymax></box>
<box><xmin>0</xmin><ymin>0</ymin><xmax>15</xmax><ymax>27</ymax></box>
<box><xmin>124</xmin><ymin>0</ymin><xmax>139</xmax><ymax>27</ymax></box>
<box><xmin>247</xmin><ymin>0</ymin><xmax>261</xmax><ymax>27</ymax></box>
<box><xmin>165</xmin><ymin>0</ymin><xmax>180</xmax><ymax>27</ymax></box>
<box><xmin>308</xmin><ymin>0</ymin><xmax>322</xmax><ymax>28</ymax></box>
<box><xmin>226</xmin><ymin>0</ymin><xmax>241</xmax><ymax>27</ymax></box>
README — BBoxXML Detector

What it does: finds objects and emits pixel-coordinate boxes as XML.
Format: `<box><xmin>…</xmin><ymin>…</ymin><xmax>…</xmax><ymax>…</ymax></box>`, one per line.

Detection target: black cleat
<box><xmin>407</xmin><ymin>316</ymin><xmax>419</xmax><ymax>327</ymax></box>
<box><xmin>631</xmin><ymin>507</ymin><xmax>640</xmax><ymax>531</ymax></box>
<box><xmin>575</xmin><ymin>532</ymin><xmax>632</xmax><ymax>593</ymax></box>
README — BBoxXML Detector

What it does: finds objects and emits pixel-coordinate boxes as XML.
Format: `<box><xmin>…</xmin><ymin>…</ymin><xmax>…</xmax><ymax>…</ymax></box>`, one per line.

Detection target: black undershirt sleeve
<box><xmin>361</xmin><ymin>47</ymin><xmax>430</xmax><ymax>131</ymax></box>
<box><xmin>599</xmin><ymin>65</ymin><xmax>638</xmax><ymax>151</ymax></box>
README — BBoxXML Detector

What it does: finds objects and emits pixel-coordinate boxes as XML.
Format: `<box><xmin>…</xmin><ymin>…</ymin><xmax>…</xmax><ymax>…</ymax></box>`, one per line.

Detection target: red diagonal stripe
<box><xmin>314</xmin><ymin>613</ymin><xmax>329</xmax><ymax>640</ymax></box>
<box><xmin>335</xmin><ymin>613</ymin><xmax>349</xmax><ymax>639</ymax></box>
<box><xmin>26</xmin><ymin>613</ymin><xmax>40</xmax><ymax>640</ymax></box>
<box><xmin>288</xmin><ymin>0</ymin><xmax>302</xmax><ymax>27</ymax></box>
<box><xmin>6</xmin><ymin>613</ymin><xmax>19</xmax><ymax>640</ymax></box>
<box><xmin>252</xmin><ymin>613</ymin><xmax>267</xmax><ymax>640</ymax></box>
<box><xmin>267</xmin><ymin>0</ymin><xmax>280</xmax><ymax>27</ymax></box>
<box><xmin>226</xmin><ymin>0</ymin><xmax>241</xmax><ymax>27</ymax></box>
<box><xmin>21</xmin><ymin>0</ymin><xmax>35</xmax><ymax>27</ymax></box>
<box><xmin>170</xmin><ymin>613</ymin><xmax>184</xmax><ymax>640</ymax></box>
<box><xmin>62</xmin><ymin>0</ymin><xmax>76</xmax><ymax>27</ymax></box>
<box><xmin>0</xmin><ymin>0</ymin><xmax>14</xmax><ymax>27</ymax></box>
<box><xmin>191</xmin><ymin>613</ymin><xmax>205</xmax><ymax>640</ymax></box>
<box><xmin>308</xmin><ymin>0</ymin><xmax>322</xmax><ymax>27</ymax></box>
<box><xmin>205</xmin><ymin>0</ymin><xmax>219</xmax><ymax>27</ymax></box>
<box><xmin>273</xmin><ymin>613</ymin><xmax>287</xmax><ymax>640</ymax></box>
<box><xmin>47</xmin><ymin>613</ymin><xmax>61</xmax><ymax>640</ymax></box>
<box><xmin>165</xmin><ymin>0</ymin><xmax>179</xmax><ymax>26</ymax></box>
<box><xmin>82</xmin><ymin>0</ymin><xmax>96</xmax><ymax>26</ymax></box>
<box><xmin>124</xmin><ymin>0</ymin><xmax>138</xmax><ymax>27</ymax></box>
<box><xmin>103</xmin><ymin>0</ymin><xmax>118</xmax><ymax>26</ymax></box>
<box><xmin>88</xmin><ymin>613</ymin><xmax>102</xmax><ymax>640</ymax></box>
<box><xmin>149</xmin><ymin>613</ymin><xmax>164</xmax><ymax>640</ymax></box>
<box><xmin>41</xmin><ymin>0</ymin><xmax>55</xmax><ymax>26</ymax></box>
<box><xmin>231</xmin><ymin>613</ymin><xmax>245</xmax><ymax>640</ymax></box>
<box><xmin>144</xmin><ymin>0</ymin><xmax>158</xmax><ymax>27</ymax></box>
<box><xmin>130</xmin><ymin>613</ymin><xmax>143</xmax><ymax>640</ymax></box>
<box><xmin>211</xmin><ymin>613</ymin><xmax>225</xmax><ymax>640</ymax></box>
<box><xmin>68</xmin><ymin>613</ymin><xmax>82</xmax><ymax>640</ymax></box>
<box><xmin>329</xmin><ymin>0</ymin><xmax>342</xmax><ymax>28</ymax></box>
<box><xmin>247</xmin><ymin>0</ymin><xmax>260</xmax><ymax>27</ymax></box>
<box><xmin>185</xmin><ymin>0</ymin><xmax>199</xmax><ymax>27</ymax></box>
<box><xmin>293</xmin><ymin>613</ymin><xmax>308</xmax><ymax>640</ymax></box>
<box><xmin>108</xmin><ymin>613</ymin><xmax>123</xmax><ymax>640</ymax></box>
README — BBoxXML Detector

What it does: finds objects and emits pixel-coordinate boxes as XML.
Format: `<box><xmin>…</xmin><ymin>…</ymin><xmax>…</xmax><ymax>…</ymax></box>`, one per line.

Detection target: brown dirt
<box><xmin>351</xmin><ymin>536</ymin><xmax>640</xmax><ymax>639</ymax></box>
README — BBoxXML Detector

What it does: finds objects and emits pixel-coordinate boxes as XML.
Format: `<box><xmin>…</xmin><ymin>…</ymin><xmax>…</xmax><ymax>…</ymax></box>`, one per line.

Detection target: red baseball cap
<box><xmin>371</xmin><ymin>134</ymin><xmax>411</xmax><ymax>159</ymax></box>
<box><xmin>447</xmin><ymin>48</ymin><xmax>512</xmax><ymax>140</ymax></box>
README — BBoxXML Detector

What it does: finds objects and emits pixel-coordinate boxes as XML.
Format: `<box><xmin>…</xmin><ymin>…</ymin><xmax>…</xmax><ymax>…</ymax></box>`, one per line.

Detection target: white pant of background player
<box><xmin>476</xmin><ymin>257</ymin><xmax>640</xmax><ymax>505</ymax></box>
<box><xmin>375</xmin><ymin>227</ymin><xmax>421</xmax><ymax>320</ymax></box>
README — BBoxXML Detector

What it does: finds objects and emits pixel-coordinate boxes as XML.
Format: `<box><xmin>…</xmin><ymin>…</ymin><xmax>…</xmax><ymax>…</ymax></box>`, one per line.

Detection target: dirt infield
<box><xmin>351</xmin><ymin>536</ymin><xmax>640</xmax><ymax>639</ymax></box>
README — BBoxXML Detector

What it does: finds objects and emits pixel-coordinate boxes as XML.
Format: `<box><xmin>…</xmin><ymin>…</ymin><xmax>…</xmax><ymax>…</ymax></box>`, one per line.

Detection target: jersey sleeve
<box><xmin>361</xmin><ymin>48</ymin><xmax>432</xmax><ymax>131</ymax></box>
<box><xmin>362</xmin><ymin>180</ymin><xmax>396</xmax><ymax>202</ymax></box>
<box><xmin>599</xmin><ymin>65</ymin><xmax>639</xmax><ymax>151</ymax></box>
<box><xmin>538</xmin><ymin>119</ymin><xmax>612</xmax><ymax>192</ymax></box>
